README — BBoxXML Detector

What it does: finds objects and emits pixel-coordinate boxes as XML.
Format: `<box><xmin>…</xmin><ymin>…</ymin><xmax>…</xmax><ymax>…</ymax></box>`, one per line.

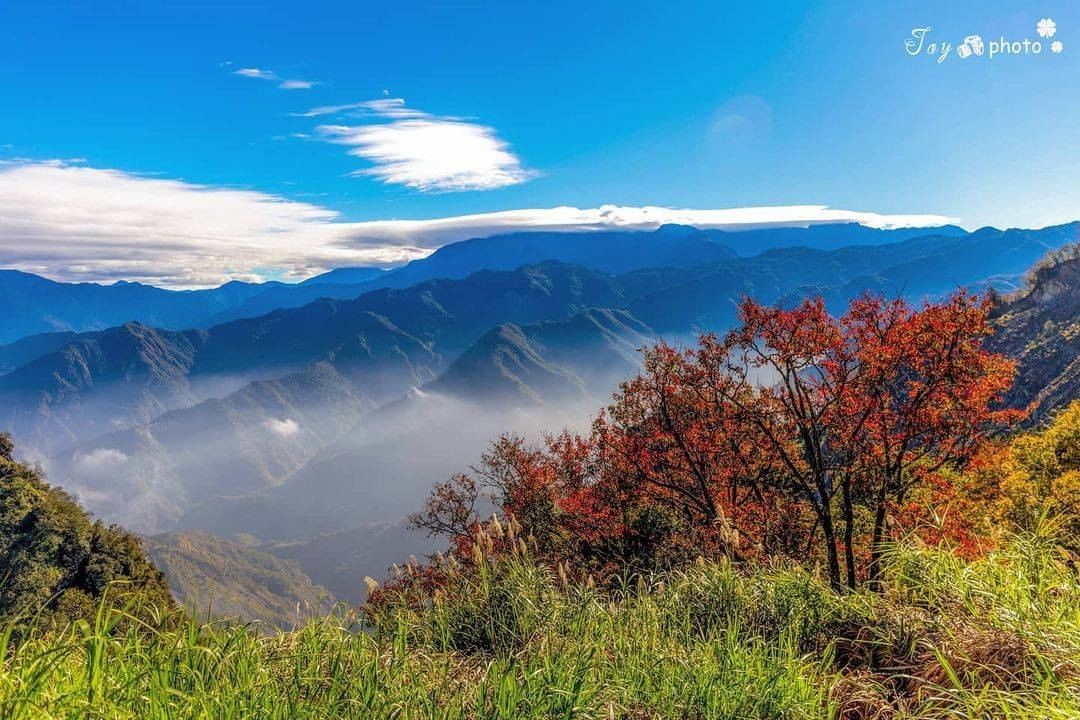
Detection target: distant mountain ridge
<box><xmin>0</xmin><ymin>270</ymin><xmax>271</xmax><ymax>344</ymax></box>
<box><xmin>0</xmin><ymin>307</ymin><xmax>437</xmax><ymax>455</ymax></box>
<box><xmin>1</xmin><ymin>223</ymin><xmax>965</xmax><ymax>340</ymax></box>
<box><xmin>0</xmin><ymin>223</ymin><xmax>1071</xmax><ymax>490</ymax></box>
<box><xmin>0</xmin><ymin>265</ymin><xmax>389</xmax><ymax>345</ymax></box>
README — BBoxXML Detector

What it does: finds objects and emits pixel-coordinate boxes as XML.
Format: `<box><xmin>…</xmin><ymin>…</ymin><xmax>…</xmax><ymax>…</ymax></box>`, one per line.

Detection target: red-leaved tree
<box><xmin>413</xmin><ymin>291</ymin><xmax>1022</xmax><ymax>590</ymax></box>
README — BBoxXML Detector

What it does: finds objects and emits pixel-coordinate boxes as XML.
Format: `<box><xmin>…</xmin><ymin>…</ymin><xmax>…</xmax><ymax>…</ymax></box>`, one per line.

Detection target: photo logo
<box><xmin>956</xmin><ymin>35</ymin><xmax>984</xmax><ymax>59</ymax></box>
<box><xmin>906</xmin><ymin>18</ymin><xmax>1064</xmax><ymax>63</ymax></box>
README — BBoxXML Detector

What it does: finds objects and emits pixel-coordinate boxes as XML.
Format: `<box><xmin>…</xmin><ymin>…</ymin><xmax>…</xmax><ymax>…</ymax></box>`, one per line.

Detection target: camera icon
<box><xmin>957</xmin><ymin>35</ymin><xmax>985</xmax><ymax>59</ymax></box>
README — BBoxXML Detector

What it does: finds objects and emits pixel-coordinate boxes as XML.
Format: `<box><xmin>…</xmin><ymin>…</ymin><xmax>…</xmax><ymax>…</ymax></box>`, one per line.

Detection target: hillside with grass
<box><xmin>143</xmin><ymin>531</ymin><xmax>333</xmax><ymax>629</ymax></box>
<box><xmin>2</xmin><ymin>533</ymin><xmax>1077</xmax><ymax>718</ymax></box>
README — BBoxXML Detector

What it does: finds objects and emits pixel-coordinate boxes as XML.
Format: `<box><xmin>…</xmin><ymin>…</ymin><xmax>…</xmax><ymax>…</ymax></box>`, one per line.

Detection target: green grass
<box><xmin>2</xmin><ymin>536</ymin><xmax>1078</xmax><ymax>719</ymax></box>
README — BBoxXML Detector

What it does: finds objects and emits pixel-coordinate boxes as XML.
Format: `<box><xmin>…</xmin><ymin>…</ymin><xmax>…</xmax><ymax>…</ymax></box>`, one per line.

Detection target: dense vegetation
<box><xmin>1</xmin><ymin>533</ymin><xmax>1076</xmax><ymax>718</ymax></box>
<box><xmin>0</xmin><ymin>433</ymin><xmax>172</xmax><ymax>630</ymax></box>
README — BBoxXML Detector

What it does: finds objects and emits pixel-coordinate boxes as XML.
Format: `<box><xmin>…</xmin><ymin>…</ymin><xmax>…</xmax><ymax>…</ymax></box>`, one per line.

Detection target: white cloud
<box><xmin>279</xmin><ymin>79</ymin><xmax>316</xmax><ymax>90</ymax></box>
<box><xmin>234</xmin><ymin>67</ymin><xmax>276</xmax><ymax>80</ymax></box>
<box><xmin>309</xmin><ymin>98</ymin><xmax>532</xmax><ymax>192</ymax></box>
<box><xmin>234</xmin><ymin>67</ymin><xmax>315</xmax><ymax>89</ymax></box>
<box><xmin>290</xmin><ymin>98</ymin><xmax>427</xmax><ymax>119</ymax></box>
<box><xmin>75</xmin><ymin>447</ymin><xmax>129</xmax><ymax>470</ymax></box>
<box><xmin>360</xmin><ymin>98</ymin><xmax>429</xmax><ymax>119</ymax></box>
<box><xmin>0</xmin><ymin>159</ymin><xmax>958</xmax><ymax>288</ymax></box>
<box><xmin>0</xmin><ymin>160</ymin><xmax>427</xmax><ymax>287</ymax></box>
<box><xmin>264</xmin><ymin>418</ymin><xmax>301</xmax><ymax>437</ymax></box>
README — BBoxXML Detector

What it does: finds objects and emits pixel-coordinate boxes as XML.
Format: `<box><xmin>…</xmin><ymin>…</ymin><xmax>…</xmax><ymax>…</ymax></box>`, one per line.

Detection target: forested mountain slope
<box><xmin>989</xmin><ymin>245</ymin><xmax>1080</xmax><ymax>425</ymax></box>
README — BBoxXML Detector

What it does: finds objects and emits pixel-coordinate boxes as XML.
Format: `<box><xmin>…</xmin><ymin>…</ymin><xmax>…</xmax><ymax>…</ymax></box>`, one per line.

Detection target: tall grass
<box><xmin>2</xmin><ymin>535</ymin><xmax>1077</xmax><ymax>719</ymax></box>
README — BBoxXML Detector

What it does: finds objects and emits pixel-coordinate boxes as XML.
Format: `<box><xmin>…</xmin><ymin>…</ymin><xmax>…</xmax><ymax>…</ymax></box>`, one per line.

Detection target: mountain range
<box><xmin>1</xmin><ymin>222</ymin><xmax>968</xmax><ymax>343</ymax></box>
<box><xmin>7</xmin><ymin>223</ymin><xmax>1073</xmax><ymax>454</ymax></box>
<box><xmin>2</xmin><ymin>220</ymin><xmax>1077</xmax><ymax>621</ymax></box>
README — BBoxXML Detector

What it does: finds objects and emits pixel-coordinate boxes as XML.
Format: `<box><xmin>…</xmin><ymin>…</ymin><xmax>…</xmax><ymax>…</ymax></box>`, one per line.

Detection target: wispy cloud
<box><xmin>279</xmin><ymin>79</ymin><xmax>317</xmax><ymax>90</ymax></box>
<box><xmin>306</xmin><ymin>98</ymin><xmax>532</xmax><ymax>192</ymax></box>
<box><xmin>290</xmin><ymin>98</ymin><xmax>425</xmax><ymax>119</ymax></box>
<box><xmin>234</xmin><ymin>67</ymin><xmax>277</xmax><ymax>80</ymax></box>
<box><xmin>75</xmin><ymin>448</ymin><xmax>129</xmax><ymax>470</ymax></box>
<box><xmin>0</xmin><ymin>160</ymin><xmax>957</xmax><ymax>288</ymax></box>
<box><xmin>234</xmin><ymin>66</ymin><xmax>316</xmax><ymax>89</ymax></box>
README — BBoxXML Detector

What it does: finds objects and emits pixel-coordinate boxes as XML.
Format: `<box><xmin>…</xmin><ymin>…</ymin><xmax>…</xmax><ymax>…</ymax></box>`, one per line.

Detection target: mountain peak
<box><xmin>652</xmin><ymin>223</ymin><xmax>703</xmax><ymax>238</ymax></box>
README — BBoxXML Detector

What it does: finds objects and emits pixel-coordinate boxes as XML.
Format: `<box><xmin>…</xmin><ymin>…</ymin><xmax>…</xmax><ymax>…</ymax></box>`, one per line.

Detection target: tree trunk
<box><xmin>841</xmin><ymin>475</ymin><xmax>857</xmax><ymax>590</ymax></box>
<box><xmin>819</xmin><ymin>503</ymin><xmax>843</xmax><ymax>591</ymax></box>
<box><xmin>867</xmin><ymin>478</ymin><xmax>890</xmax><ymax>592</ymax></box>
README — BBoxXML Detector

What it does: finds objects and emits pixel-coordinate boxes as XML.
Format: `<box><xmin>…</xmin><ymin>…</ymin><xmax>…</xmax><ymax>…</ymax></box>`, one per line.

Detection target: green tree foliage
<box><xmin>0</xmin><ymin>433</ymin><xmax>173</xmax><ymax>627</ymax></box>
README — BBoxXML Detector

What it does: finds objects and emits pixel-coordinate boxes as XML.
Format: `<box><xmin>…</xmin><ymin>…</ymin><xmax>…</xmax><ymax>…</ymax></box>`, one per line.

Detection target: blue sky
<box><xmin>1</xmin><ymin>1</ymin><xmax>1078</xmax><ymax>286</ymax></box>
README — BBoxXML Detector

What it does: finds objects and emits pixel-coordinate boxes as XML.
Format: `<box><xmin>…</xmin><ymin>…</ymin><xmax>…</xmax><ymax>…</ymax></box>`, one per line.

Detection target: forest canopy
<box><xmin>0</xmin><ymin>433</ymin><xmax>173</xmax><ymax>628</ymax></box>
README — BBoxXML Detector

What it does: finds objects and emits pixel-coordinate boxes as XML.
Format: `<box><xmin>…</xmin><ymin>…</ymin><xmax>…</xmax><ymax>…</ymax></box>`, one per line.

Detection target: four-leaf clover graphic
<box><xmin>1052</xmin><ymin>40</ymin><xmax>1064</xmax><ymax>54</ymax></box>
<box><xmin>1037</xmin><ymin>18</ymin><xmax>1057</xmax><ymax>38</ymax></box>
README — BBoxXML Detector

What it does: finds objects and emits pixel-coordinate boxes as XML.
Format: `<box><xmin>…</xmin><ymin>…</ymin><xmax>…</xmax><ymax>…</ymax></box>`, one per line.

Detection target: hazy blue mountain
<box><xmin>197</xmin><ymin>226</ymin><xmax>736</xmax><ymax>325</ymax></box>
<box><xmin>200</xmin><ymin>224</ymin><xmax>969</xmax><ymax>326</ymax></box>
<box><xmin>0</xmin><ymin>330</ymin><xmax>87</xmax><ymax>375</ymax></box>
<box><xmin>0</xmin><ymin>224</ymin><xmax>970</xmax><ymax>337</ymax></box>
<box><xmin>628</xmin><ymin>224</ymin><xmax>1080</xmax><ymax>333</ymax></box>
<box><xmin>0</xmin><ymin>266</ymin><xmax>387</xmax><ymax>346</ymax></box>
<box><xmin>702</xmin><ymin>223</ymin><xmax>966</xmax><ymax>256</ymax></box>
<box><xmin>372</xmin><ymin>227</ymin><xmax>736</xmax><ymax>285</ymax></box>
<box><xmin>1</xmin><ymin>262</ymin><xmax>652</xmax><ymax>454</ymax></box>
<box><xmin>46</xmin><ymin>362</ymin><xmax>374</xmax><ymax>532</ymax></box>
<box><xmin>0</xmin><ymin>270</ymin><xmax>271</xmax><ymax>344</ymax></box>
<box><xmin>197</xmin><ymin>267</ymin><xmax>392</xmax><ymax>324</ymax></box>
<box><xmin>298</xmin><ymin>267</ymin><xmax>387</xmax><ymax>286</ymax></box>
<box><xmin>427</xmin><ymin>308</ymin><xmax>652</xmax><ymax>405</ymax></box>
